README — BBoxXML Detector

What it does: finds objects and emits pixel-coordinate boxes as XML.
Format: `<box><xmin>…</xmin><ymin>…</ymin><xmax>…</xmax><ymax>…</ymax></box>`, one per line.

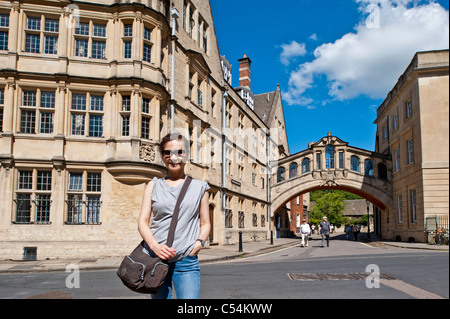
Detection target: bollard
<box><xmin>270</xmin><ymin>230</ymin><xmax>274</xmax><ymax>245</ymax></box>
<box><xmin>238</xmin><ymin>231</ymin><xmax>243</xmax><ymax>252</ymax></box>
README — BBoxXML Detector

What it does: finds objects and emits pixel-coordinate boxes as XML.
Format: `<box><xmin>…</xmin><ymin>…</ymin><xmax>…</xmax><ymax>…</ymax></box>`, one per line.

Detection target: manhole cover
<box><xmin>26</xmin><ymin>291</ymin><xmax>73</xmax><ymax>299</ymax></box>
<box><xmin>287</xmin><ymin>273</ymin><xmax>396</xmax><ymax>281</ymax></box>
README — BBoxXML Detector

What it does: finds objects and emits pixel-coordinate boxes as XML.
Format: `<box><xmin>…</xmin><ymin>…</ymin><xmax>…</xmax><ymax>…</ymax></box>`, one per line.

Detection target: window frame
<box><xmin>397</xmin><ymin>194</ymin><xmax>403</xmax><ymax>224</ymax></box>
<box><xmin>410</xmin><ymin>189</ymin><xmax>417</xmax><ymax>223</ymax></box>
<box><xmin>14</xmin><ymin>169</ymin><xmax>53</xmax><ymax>224</ymax></box>
<box><xmin>325</xmin><ymin>145</ymin><xmax>335</xmax><ymax>169</ymax></box>
<box><xmin>140</xmin><ymin>97</ymin><xmax>152</xmax><ymax>140</ymax></box>
<box><xmin>405</xmin><ymin>99</ymin><xmax>412</xmax><ymax>119</ymax></box>
<box><xmin>74</xmin><ymin>20</ymin><xmax>107</xmax><ymax>60</ymax></box>
<box><xmin>122</xmin><ymin>22</ymin><xmax>133</xmax><ymax>59</ymax></box>
<box><xmin>394</xmin><ymin>148</ymin><xmax>400</xmax><ymax>172</ymax></box>
<box><xmin>316</xmin><ymin>152</ymin><xmax>322</xmax><ymax>170</ymax></box>
<box><xmin>24</xmin><ymin>15</ymin><xmax>59</xmax><ymax>55</ymax></box>
<box><xmin>407</xmin><ymin>138</ymin><xmax>414</xmax><ymax>165</ymax></box>
<box><xmin>289</xmin><ymin>162</ymin><xmax>298</xmax><ymax>179</ymax></box>
<box><xmin>364</xmin><ymin>159</ymin><xmax>373</xmax><ymax>176</ymax></box>
<box><xmin>70</xmin><ymin>92</ymin><xmax>104</xmax><ymax>138</ymax></box>
<box><xmin>18</xmin><ymin>88</ymin><xmax>56</xmax><ymax>135</ymax></box>
<box><xmin>350</xmin><ymin>155</ymin><xmax>360</xmax><ymax>172</ymax></box>
<box><xmin>0</xmin><ymin>13</ymin><xmax>9</xmax><ymax>51</ymax></box>
<box><xmin>142</xmin><ymin>25</ymin><xmax>153</xmax><ymax>63</ymax></box>
<box><xmin>301</xmin><ymin>158</ymin><xmax>310</xmax><ymax>174</ymax></box>
<box><xmin>66</xmin><ymin>171</ymin><xmax>102</xmax><ymax>225</ymax></box>
<box><xmin>277</xmin><ymin>167</ymin><xmax>285</xmax><ymax>183</ymax></box>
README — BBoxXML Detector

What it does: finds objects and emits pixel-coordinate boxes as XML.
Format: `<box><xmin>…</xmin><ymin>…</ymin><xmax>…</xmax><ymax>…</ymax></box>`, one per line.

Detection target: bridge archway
<box><xmin>270</xmin><ymin>133</ymin><xmax>392</xmax><ymax>235</ymax></box>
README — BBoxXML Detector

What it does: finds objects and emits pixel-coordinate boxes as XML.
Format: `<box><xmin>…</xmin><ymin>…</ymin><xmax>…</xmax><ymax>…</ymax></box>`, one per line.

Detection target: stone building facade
<box><xmin>374</xmin><ymin>49</ymin><xmax>449</xmax><ymax>242</ymax></box>
<box><xmin>0</xmin><ymin>0</ymin><xmax>289</xmax><ymax>260</ymax></box>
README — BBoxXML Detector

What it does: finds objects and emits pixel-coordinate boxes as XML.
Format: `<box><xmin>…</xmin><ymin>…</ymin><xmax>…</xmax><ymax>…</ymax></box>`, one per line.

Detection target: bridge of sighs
<box><xmin>271</xmin><ymin>132</ymin><xmax>393</xmax><ymax>235</ymax></box>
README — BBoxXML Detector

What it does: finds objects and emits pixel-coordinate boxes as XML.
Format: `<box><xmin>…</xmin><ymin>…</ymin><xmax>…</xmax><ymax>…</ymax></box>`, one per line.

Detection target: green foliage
<box><xmin>310</xmin><ymin>190</ymin><xmax>363</xmax><ymax>201</ymax></box>
<box><xmin>310</xmin><ymin>192</ymin><xmax>348</xmax><ymax>227</ymax></box>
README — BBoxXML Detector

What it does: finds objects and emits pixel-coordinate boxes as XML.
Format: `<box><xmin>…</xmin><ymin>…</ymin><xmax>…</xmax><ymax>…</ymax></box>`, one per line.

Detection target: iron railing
<box><xmin>426</xmin><ymin>215</ymin><xmax>449</xmax><ymax>245</ymax></box>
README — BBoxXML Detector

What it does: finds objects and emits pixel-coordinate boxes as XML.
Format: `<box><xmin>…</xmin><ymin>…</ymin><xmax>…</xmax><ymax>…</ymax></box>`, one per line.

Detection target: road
<box><xmin>0</xmin><ymin>236</ymin><xmax>448</xmax><ymax>300</ymax></box>
<box><xmin>201</xmin><ymin>238</ymin><xmax>449</xmax><ymax>299</ymax></box>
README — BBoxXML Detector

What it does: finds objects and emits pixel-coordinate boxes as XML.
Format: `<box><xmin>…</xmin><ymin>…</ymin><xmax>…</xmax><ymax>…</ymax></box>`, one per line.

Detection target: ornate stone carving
<box><xmin>321</xmin><ymin>170</ymin><xmax>340</xmax><ymax>187</ymax></box>
<box><xmin>140</xmin><ymin>144</ymin><xmax>156</xmax><ymax>162</ymax></box>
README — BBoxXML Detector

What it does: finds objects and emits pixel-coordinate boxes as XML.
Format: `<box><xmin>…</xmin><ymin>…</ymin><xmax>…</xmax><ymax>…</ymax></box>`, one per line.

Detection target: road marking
<box><xmin>358</xmin><ymin>242</ymin><xmax>376</xmax><ymax>248</ymax></box>
<box><xmin>381</xmin><ymin>279</ymin><xmax>445</xmax><ymax>299</ymax></box>
<box><xmin>287</xmin><ymin>272</ymin><xmax>396</xmax><ymax>281</ymax></box>
<box><xmin>201</xmin><ymin>244</ymin><xmax>300</xmax><ymax>265</ymax></box>
<box><xmin>286</xmin><ymin>272</ymin><xmax>445</xmax><ymax>299</ymax></box>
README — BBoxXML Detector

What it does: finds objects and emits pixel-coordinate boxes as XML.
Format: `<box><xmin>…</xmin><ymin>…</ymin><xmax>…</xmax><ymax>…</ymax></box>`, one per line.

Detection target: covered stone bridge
<box><xmin>270</xmin><ymin>133</ymin><xmax>392</xmax><ymax>235</ymax></box>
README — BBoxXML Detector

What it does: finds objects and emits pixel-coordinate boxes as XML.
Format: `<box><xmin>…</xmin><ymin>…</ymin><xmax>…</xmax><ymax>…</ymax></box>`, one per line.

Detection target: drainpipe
<box><xmin>170</xmin><ymin>8</ymin><xmax>179</xmax><ymax>133</ymax></box>
<box><xmin>266</xmin><ymin>131</ymin><xmax>272</xmax><ymax>236</ymax></box>
<box><xmin>221</xmin><ymin>90</ymin><xmax>228</xmax><ymax>244</ymax></box>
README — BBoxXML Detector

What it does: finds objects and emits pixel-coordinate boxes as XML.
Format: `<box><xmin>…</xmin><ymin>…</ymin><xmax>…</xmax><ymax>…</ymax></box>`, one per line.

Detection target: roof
<box><xmin>254</xmin><ymin>90</ymin><xmax>278</xmax><ymax>125</ymax></box>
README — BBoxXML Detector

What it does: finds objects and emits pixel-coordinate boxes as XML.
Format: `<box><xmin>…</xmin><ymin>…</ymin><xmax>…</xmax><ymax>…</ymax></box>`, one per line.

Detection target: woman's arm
<box><xmin>190</xmin><ymin>192</ymin><xmax>211</xmax><ymax>256</ymax></box>
<box><xmin>138</xmin><ymin>180</ymin><xmax>176</xmax><ymax>260</ymax></box>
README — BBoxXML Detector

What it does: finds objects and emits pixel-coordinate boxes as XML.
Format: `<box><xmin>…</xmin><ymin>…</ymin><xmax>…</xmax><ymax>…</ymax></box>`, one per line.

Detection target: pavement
<box><xmin>0</xmin><ymin>232</ymin><xmax>447</xmax><ymax>274</ymax></box>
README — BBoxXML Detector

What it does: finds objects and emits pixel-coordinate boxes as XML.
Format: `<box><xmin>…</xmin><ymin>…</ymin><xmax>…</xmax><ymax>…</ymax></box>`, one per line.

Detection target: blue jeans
<box><xmin>151</xmin><ymin>255</ymin><xmax>200</xmax><ymax>299</ymax></box>
<box><xmin>321</xmin><ymin>232</ymin><xmax>330</xmax><ymax>247</ymax></box>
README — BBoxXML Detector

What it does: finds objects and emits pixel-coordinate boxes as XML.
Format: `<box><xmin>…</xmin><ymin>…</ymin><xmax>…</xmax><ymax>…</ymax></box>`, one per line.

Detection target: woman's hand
<box><xmin>189</xmin><ymin>241</ymin><xmax>203</xmax><ymax>256</ymax></box>
<box><xmin>152</xmin><ymin>243</ymin><xmax>176</xmax><ymax>260</ymax></box>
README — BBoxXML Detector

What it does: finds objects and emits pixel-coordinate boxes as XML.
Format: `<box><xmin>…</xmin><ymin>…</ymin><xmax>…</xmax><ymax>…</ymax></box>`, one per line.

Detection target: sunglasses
<box><xmin>162</xmin><ymin>149</ymin><xmax>187</xmax><ymax>157</ymax></box>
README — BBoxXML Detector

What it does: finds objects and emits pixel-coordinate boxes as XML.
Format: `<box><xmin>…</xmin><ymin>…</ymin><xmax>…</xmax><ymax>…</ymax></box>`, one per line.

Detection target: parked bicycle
<box><xmin>434</xmin><ymin>227</ymin><xmax>449</xmax><ymax>245</ymax></box>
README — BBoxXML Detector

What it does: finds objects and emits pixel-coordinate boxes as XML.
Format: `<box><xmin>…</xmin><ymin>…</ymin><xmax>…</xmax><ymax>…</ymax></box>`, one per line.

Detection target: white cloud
<box><xmin>280</xmin><ymin>41</ymin><xmax>307</xmax><ymax>66</ymax></box>
<box><xmin>283</xmin><ymin>0</ymin><xmax>449</xmax><ymax>106</ymax></box>
<box><xmin>309</xmin><ymin>33</ymin><xmax>318</xmax><ymax>41</ymax></box>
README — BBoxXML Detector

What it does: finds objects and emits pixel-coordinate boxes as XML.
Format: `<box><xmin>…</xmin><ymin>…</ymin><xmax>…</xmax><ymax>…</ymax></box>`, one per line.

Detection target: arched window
<box><xmin>378</xmin><ymin>163</ymin><xmax>387</xmax><ymax>180</ymax></box>
<box><xmin>325</xmin><ymin>145</ymin><xmax>335</xmax><ymax>169</ymax></box>
<box><xmin>302</xmin><ymin>158</ymin><xmax>310</xmax><ymax>174</ymax></box>
<box><xmin>277</xmin><ymin>167</ymin><xmax>285</xmax><ymax>183</ymax></box>
<box><xmin>351</xmin><ymin>156</ymin><xmax>360</xmax><ymax>172</ymax></box>
<box><xmin>364</xmin><ymin>159</ymin><xmax>374</xmax><ymax>176</ymax></box>
<box><xmin>289</xmin><ymin>163</ymin><xmax>298</xmax><ymax>179</ymax></box>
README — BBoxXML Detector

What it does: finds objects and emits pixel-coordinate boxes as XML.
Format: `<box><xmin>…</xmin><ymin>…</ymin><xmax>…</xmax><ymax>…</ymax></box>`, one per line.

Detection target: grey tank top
<box><xmin>150</xmin><ymin>176</ymin><xmax>210</xmax><ymax>262</ymax></box>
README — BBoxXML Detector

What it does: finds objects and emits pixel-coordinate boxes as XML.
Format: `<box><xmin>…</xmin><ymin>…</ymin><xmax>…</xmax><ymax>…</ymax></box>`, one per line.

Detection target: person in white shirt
<box><xmin>300</xmin><ymin>219</ymin><xmax>311</xmax><ymax>247</ymax></box>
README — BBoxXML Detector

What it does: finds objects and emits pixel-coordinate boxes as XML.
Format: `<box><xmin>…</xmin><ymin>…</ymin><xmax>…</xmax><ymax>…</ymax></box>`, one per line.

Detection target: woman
<box><xmin>138</xmin><ymin>133</ymin><xmax>210</xmax><ymax>299</ymax></box>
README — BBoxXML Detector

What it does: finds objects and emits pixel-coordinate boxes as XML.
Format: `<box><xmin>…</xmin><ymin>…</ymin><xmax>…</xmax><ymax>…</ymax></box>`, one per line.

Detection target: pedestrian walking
<box><xmin>300</xmin><ymin>219</ymin><xmax>311</xmax><ymax>247</ymax></box>
<box><xmin>311</xmin><ymin>224</ymin><xmax>315</xmax><ymax>234</ymax></box>
<box><xmin>345</xmin><ymin>224</ymin><xmax>351</xmax><ymax>240</ymax></box>
<box><xmin>319</xmin><ymin>216</ymin><xmax>331</xmax><ymax>247</ymax></box>
<box><xmin>352</xmin><ymin>224</ymin><xmax>360</xmax><ymax>241</ymax></box>
<box><xmin>138</xmin><ymin>133</ymin><xmax>211</xmax><ymax>299</ymax></box>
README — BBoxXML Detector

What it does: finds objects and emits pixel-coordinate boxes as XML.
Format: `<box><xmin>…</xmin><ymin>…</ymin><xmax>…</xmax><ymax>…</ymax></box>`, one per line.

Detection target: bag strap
<box><xmin>166</xmin><ymin>176</ymin><xmax>192</xmax><ymax>248</ymax></box>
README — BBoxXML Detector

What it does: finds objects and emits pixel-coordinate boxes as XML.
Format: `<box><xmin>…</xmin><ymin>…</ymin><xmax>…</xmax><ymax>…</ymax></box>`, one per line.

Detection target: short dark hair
<box><xmin>159</xmin><ymin>133</ymin><xmax>190</xmax><ymax>156</ymax></box>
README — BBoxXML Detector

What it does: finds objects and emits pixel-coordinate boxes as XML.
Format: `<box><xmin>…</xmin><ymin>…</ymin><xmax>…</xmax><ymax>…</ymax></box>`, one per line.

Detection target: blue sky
<box><xmin>210</xmin><ymin>0</ymin><xmax>449</xmax><ymax>154</ymax></box>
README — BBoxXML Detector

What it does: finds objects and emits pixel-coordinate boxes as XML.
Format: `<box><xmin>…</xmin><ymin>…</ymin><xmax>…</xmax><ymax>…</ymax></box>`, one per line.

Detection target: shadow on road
<box><xmin>306</xmin><ymin>232</ymin><xmax>367</xmax><ymax>242</ymax></box>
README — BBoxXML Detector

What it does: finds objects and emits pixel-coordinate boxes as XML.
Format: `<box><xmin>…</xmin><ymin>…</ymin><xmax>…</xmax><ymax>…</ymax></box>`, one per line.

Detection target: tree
<box><xmin>310</xmin><ymin>190</ymin><xmax>362</xmax><ymax>201</ymax></box>
<box><xmin>310</xmin><ymin>192</ymin><xmax>347</xmax><ymax>227</ymax></box>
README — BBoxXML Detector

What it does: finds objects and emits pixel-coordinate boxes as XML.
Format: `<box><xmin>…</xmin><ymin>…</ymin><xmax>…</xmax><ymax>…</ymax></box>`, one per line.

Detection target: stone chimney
<box><xmin>238</xmin><ymin>54</ymin><xmax>252</xmax><ymax>89</ymax></box>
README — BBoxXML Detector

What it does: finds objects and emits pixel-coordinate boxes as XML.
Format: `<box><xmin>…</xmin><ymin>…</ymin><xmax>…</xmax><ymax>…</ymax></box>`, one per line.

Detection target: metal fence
<box><xmin>426</xmin><ymin>215</ymin><xmax>449</xmax><ymax>245</ymax></box>
<box><xmin>426</xmin><ymin>215</ymin><xmax>449</xmax><ymax>232</ymax></box>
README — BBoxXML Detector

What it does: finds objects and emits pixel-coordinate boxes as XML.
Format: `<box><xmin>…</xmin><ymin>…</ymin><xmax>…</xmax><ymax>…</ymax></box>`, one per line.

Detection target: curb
<box><xmin>0</xmin><ymin>241</ymin><xmax>300</xmax><ymax>274</ymax></box>
<box><xmin>199</xmin><ymin>240</ymin><xmax>300</xmax><ymax>264</ymax></box>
